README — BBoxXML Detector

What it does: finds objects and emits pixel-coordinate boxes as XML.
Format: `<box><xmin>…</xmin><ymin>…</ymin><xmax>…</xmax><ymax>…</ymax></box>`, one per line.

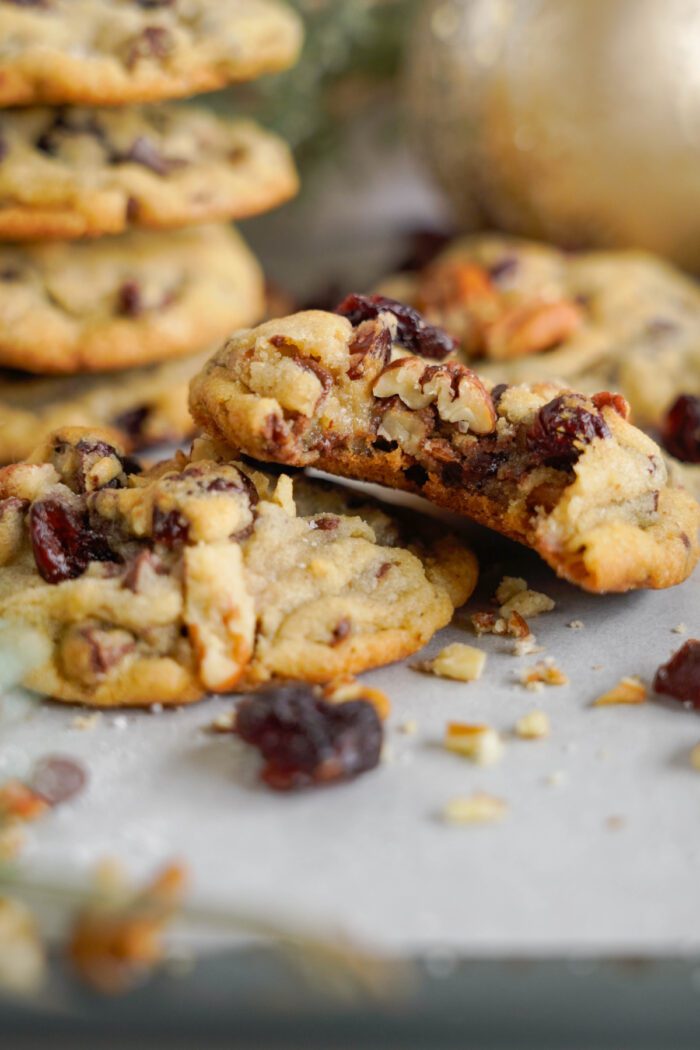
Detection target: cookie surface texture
<box><xmin>0</xmin><ymin>0</ymin><xmax>303</xmax><ymax>107</ymax></box>
<box><xmin>0</xmin><ymin>430</ymin><xmax>477</xmax><ymax>706</ymax></box>
<box><xmin>0</xmin><ymin>224</ymin><xmax>264</xmax><ymax>374</ymax></box>
<box><xmin>190</xmin><ymin>303</ymin><xmax>700</xmax><ymax>593</ymax></box>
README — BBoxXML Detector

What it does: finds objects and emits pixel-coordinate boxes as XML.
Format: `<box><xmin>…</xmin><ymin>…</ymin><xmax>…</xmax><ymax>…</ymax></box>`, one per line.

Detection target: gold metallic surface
<box><xmin>407</xmin><ymin>0</ymin><xmax>700</xmax><ymax>269</ymax></box>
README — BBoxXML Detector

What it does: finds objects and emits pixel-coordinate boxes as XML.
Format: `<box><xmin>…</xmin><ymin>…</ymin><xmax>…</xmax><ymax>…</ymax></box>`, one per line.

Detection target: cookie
<box><xmin>189</xmin><ymin>299</ymin><xmax>700</xmax><ymax>593</ymax></box>
<box><xmin>379</xmin><ymin>234</ymin><xmax>700</xmax><ymax>428</ymax></box>
<box><xmin>0</xmin><ymin>224</ymin><xmax>264</xmax><ymax>374</ymax></box>
<box><xmin>0</xmin><ymin>0</ymin><xmax>303</xmax><ymax>108</ymax></box>
<box><xmin>0</xmin><ymin>105</ymin><xmax>298</xmax><ymax>241</ymax></box>
<box><xmin>0</xmin><ymin>350</ymin><xmax>216</xmax><ymax>464</ymax></box>
<box><xmin>0</xmin><ymin>428</ymin><xmax>477</xmax><ymax>707</ymax></box>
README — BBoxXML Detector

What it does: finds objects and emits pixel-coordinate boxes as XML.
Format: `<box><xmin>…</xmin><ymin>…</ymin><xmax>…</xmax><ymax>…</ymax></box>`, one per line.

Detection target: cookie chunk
<box><xmin>0</xmin><ymin>224</ymin><xmax>264</xmax><ymax>374</ymax></box>
<box><xmin>0</xmin><ymin>105</ymin><xmax>298</xmax><ymax>241</ymax></box>
<box><xmin>0</xmin><ymin>429</ymin><xmax>477</xmax><ymax>706</ymax></box>
<box><xmin>190</xmin><ymin>299</ymin><xmax>700</xmax><ymax>593</ymax></box>
<box><xmin>0</xmin><ymin>0</ymin><xmax>303</xmax><ymax>107</ymax></box>
<box><xmin>379</xmin><ymin>234</ymin><xmax>700</xmax><ymax>428</ymax></box>
<box><xmin>0</xmin><ymin>350</ymin><xmax>214</xmax><ymax>464</ymax></box>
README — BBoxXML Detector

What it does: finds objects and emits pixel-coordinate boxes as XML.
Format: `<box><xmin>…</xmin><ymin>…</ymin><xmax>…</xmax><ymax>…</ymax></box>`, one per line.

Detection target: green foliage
<box><xmin>212</xmin><ymin>0</ymin><xmax>418</xmax><ymax>163</ymax></box>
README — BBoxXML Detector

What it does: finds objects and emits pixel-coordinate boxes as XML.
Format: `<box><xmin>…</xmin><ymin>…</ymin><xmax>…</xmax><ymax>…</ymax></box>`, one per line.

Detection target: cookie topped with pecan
<box><xmin>190</xmin><ymin>300</ymin><xmax>700</xmax><ymax>593</ymax></box>
<box><xmin>0</xmin><ymin>427</ymin><xmax>478</xmax><ymax>706</ymax></box>
<box><xmin>378</xmin><ymin>233</ymin><xmax>700</xmax><ymax>431</ymax></box>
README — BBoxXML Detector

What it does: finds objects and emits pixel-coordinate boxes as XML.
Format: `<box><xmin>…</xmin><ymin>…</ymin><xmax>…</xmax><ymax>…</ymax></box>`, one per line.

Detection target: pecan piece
<box><xmin>373</xmin><ymin>358</ymin><xmax>496</xmax><ymax>434</ymax></box>
<box><xmin>484</xmin><ymin>299</ymin><xmax>584</xmax><ymax>360</ymax></box>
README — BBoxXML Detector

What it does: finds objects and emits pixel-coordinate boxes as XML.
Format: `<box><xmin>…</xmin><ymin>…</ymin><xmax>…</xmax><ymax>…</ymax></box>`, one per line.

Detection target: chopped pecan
<box><xmin>373</xmin><ymin>358</ymin><xmax>496</xmax><ymax>434</ymax></box>
<box><xmin>347</xmin><ymin>318</ymin><xmax>392</xmax><ymax>380</ymax></box>
<box><xmin>484</xmin><ymin>299</ymin><xmax>584</xmax><ymax>359</ymax></box>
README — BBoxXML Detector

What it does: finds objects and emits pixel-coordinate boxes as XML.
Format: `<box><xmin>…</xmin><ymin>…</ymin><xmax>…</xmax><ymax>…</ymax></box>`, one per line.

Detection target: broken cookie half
<box><xmin>0</xmin><ymin>427</ymin><xmax>477</xmax><ymax>706</ymax></box>
<box><xmin>189</xmin><ymin>296</ymin><xmax>699</xmax><ymax>593</ymax></box>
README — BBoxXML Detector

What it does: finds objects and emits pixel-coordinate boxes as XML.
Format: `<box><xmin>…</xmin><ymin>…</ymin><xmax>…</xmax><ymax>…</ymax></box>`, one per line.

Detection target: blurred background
<box><xmin>233</xmin><ymin>0</ymin><xmax>700</xmax><ymax>292</ymax></box>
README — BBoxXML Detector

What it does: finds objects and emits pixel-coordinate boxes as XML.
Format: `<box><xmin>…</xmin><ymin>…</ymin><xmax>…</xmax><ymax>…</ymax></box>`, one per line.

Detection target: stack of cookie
<box><xmin>0</xmin><ymin>0</ymin><xmax>303</xmax><ymax>464</ymax></box>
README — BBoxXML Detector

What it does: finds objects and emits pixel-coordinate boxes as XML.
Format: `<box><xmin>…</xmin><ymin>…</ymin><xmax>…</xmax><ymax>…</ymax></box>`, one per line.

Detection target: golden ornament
<box><xmin>406</xmin><ymin>0</ymin><xmax>700</xmax><ymax>270</ymax></box>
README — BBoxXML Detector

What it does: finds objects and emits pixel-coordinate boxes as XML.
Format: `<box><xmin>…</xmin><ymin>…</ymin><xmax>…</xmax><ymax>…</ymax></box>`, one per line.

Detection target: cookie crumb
<box><xmin>324</xmin><ymin>678</ymin><xmax>391</xmax><ymax>720</ymax></box>
<box><xmin>545</xmin><ymin>770</ymin><xmax>566</xmax><ymax>787</ymax></box>
<box><xmin>606</xmin><ymin>815</ymin><xmax>625</xmax><ymax>831</ymax></box>
<box><xmin>593</xmin><ymin>676</ymin><xmax>647</xmax><ymax>707</ymax></box>
<box><xmin>444</xmin><ymin>723</ymin><xmax>504</xmax><ymax>765</ymax></box>
<box><xmin>672</xmin><ymin>623</ymin><xmax>688</xmax><ymax>635</ymax></box>
<box><xmin>398</xmin><ymin>719</ymin><xmax>418</xmax><ymax>736</ymax></box>
<box><xmin>567</xmin><ymin>620</ymin><xmax>585</xmax><ymax>630</ymax></box>
<box><xmin>519</xmin><ymin>658</ymin><xmax>568</xmax><ymax>690</ymax></box>
<box><xmin>72</xmin><ymin>713</ymin><xmax>102</xmax><ymax>732</ymax></box>
<box><xmin>514</xmin><ymin>634</ymin><xmax>544</xmax><ymax>657</ymax></box>
<box><xmin>515</xmin><ymin>709</ymin><xmax>551</xmax><ymax>739</ymax></box>
<box><xmin>208</xmin><ymin>709</ymin><xmax>237</xmax><ymax>733</ymax></box>
<box><xmin>690</xmin><ymin>743</ymin><xmax>700</xmax><ymax>771</ymax></box>
<box><xmin>419</xmin><ymin>643</ymin><xmax>486</xmax><ymax>682</ymax></box>
<box><xmin>496</xmin><ymin>576</ymin><xmax>555</xmax><ymax>619</ymax></box>
<box><xmin>442</xmin><ymin>793</ymin><xmax>507</xmax><ymax>825</ymax></box>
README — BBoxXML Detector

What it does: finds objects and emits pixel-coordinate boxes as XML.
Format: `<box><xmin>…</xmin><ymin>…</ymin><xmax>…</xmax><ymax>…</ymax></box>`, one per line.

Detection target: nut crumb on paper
<box><xmin>567</xmin><ymin>620</ymin><xmax>584</xmax><ymax>630</ymax></box>
<box><xmin>606</xmin><ymin>815</ymin><xmax>626</xmax><ymax>831</ymax></box>
<box><xmin>442</xmin><ymin>793</ymin><xmax>508</xmax><ymax>825</ymax></box>
<box><xmin>519</xmin><ymin>658</ymin><xmax>568</xmax><ymax>690</ymax></box>
<box><xmin>496</xmin><ymin>576</ymin><xmax>555</xmax><ymax>619</ymax></box>
<box><xmin>545</xmin><ymin>770</ymin><xmax>566</xmax><ymax>787</ymax></box>
<box><xmin>418</xmin><ymin>643</ymin><xmax>486</xmax><ymax>682</ymax></box>
<box><xmin>208</xmin><ymin>709</ymin><xmax>237</xmax><ymax>734</ymax></box>
<box><xmin>593</xmin><ymin>677</ymin><xmax>647</xmax><ymax>707</ymax></box>
<box><xmin>514</xmin><ymin>634</ymin><xmax>544</xmax><ymax>657</ymax></box>
<box><xmin>515</xmin><ymin>709</ymin><xmax>551</xmax><ymax>739</ymax></box>
<box><xmin>672</xmin><ymin>623</ymin><xmax>688</xmax><ymax>635</ymax></box>
<box><xmin>72</xmin><ymin>713</ymin><xmax>102</xmax><ymax>732</ymax></box>
<box><xmin>398</xmin><ymin>719</ymin><xmax>418</xmax><ymax>736</ymax></box>
<box><xmin>324</xmin><ymin>677</ymin><xmax>391</xmax><ymax>720</ymax></box>
<box><xmin>444</xmin><ymin>723</ymin><xmax>504</xmax><ymax>765</ymax></box>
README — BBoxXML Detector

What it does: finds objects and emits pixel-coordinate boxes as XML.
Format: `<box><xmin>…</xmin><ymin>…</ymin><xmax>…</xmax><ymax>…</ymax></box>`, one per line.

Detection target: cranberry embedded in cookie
<box><xmin>0</xmin><ymin>428</ymin><xmax>478</xmax><ymax>706</ymax></box>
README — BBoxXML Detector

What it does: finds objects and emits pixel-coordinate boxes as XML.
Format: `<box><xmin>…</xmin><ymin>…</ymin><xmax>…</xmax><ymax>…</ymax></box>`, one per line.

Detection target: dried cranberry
<box><xmin>661</xmin><ymin>395</ymin><xmax>700</xmax><ymax>464</ymax></box>
<box><xmin>114</xmin><ymin>136</ymin><xmax>185</xmax><ymax>176</ymax></box>
<box><xmin>29</xmin><ymin>499</ymin><xmax>115</xmax><ymax>584</ymax></box>
<box><xmin>116</xmin><ymin>280</ymin><xmax>143</xmax><ymax>318</ymax></box>
<box><xmin>488</xmin><ymin>255</ymin><xmax>519</xmax><ymax>282</ymax></box>
<box><xmin>113</xmin><ymin>405</ymin><xmax>150</xmax><ymax>441</ymax></box>
<box><xmin>313</xmin><ymin>515</ymin><xmax>339</xmax><ymax>531</ymax></box>
<box><xmin>335</xmin><ymin>294</ymin><xmax>458</xmax><ymax>360</ymax></box>
<box><xmin>404</xmin><ymin>463</ymin><xmax>429</xmax><ymax>487</ymax></box>
<box><xmin>653</xmin><ymin>640</ymin><xmax>700</xmax><ymax>707</ymax></box>
<box><xmin>31</xmin><ymin>755</ymin><xmax>87</xmax><ymax>806</ymax></box>
<box><xmin>396</xmin><ymin>228</ymin><xmax>455</xmax><ymax>273</ymax></box>
<box><xmin>527</xmin><ymin>395</ymin><xmax>610</xmax><ymax>466</ymax></box>
<box><xmin>126</xmin><ymin>26</ymin><xmax>173</xmax><ymax>67</ymax></box>
<box><xmin>152</xmin><ymin>508</ymin><xmax>189</xmax><ymax>546</ymax></box>
<box><xmin>331</xmin><ymin>618</ymin><xmax>351</xmax><ymax>645</ymax></box>
<box><xmin>235</xmin><ymin>685</ymin><xmax>383</xmax><ymax>791</ymax></box>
